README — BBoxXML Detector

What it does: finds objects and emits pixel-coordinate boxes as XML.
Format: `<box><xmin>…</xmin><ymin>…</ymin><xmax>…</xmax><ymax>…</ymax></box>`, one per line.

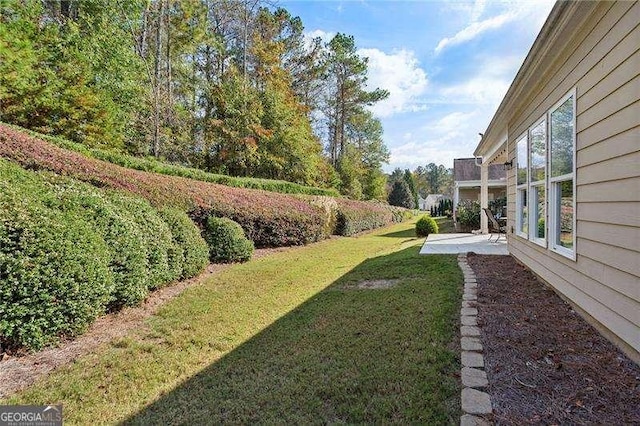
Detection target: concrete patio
<box><xmin>420</xmin><ymin>233</ymin><xmax>508</xmax><ymax>255</ymax></box>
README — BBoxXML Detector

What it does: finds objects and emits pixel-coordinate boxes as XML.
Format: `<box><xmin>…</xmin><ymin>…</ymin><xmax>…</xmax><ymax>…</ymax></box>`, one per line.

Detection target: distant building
<box><xmin>418</xmin><ymin>194</ymin><xmax>446</xmax><ymax>211</ymax></box>
<box><xmin>453</xmin><ymin>158</ymin><xmax>506</xmax><ymax>217</ymax></box>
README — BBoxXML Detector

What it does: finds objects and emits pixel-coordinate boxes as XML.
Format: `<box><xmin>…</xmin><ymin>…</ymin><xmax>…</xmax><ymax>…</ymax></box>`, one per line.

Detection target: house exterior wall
<box><xmin>504</xmin><ymin>1</ymin><xmax>639</xmax><ymax>361</ymax></box>
<box><xmin>458</xmin><ymin>187</ymin><xmax>505</xmax><ymax>203</ymax></box>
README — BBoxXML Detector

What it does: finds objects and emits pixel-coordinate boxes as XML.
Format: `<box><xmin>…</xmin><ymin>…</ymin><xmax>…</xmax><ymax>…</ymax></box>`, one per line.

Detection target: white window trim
<box><xmin>529</xmin><ymin>182</ymin><xmax>547</xmax><ymax>247</ymax></box>
<box><xmin>528</xmin><ymin>117</ymin><xmax>547</xmax><ymax>248</ymax></box>
<box><xmin>515</xmin><ymin>132</ymin><xmax>528</xmax><ymax>239</ymax></box>
<box><xmin>548</xmin><ymin>88</ymin><xmax>577</xmax><ymax>261</ymax></box>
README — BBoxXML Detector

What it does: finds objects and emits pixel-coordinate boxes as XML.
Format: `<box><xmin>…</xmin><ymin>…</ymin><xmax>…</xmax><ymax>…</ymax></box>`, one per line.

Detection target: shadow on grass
<box><xmin>124</xmin><ymin>247</ymin><xmax>461</xmax><ymax>425</ymax></box>
<box><xmin>379</xmin><ymin>227</ymin><xmax>418</xmax><ymax>239</ymax></box>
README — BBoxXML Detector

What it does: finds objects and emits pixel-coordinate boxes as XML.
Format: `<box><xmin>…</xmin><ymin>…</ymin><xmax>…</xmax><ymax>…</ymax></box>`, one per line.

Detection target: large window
<box><xmin>513</xmin><ymin>89</ymin><xmax>575</xmax><ymax>259</ymax></box>
<box><xmin>549</xmin><ymin>92</ymin><xmax>575</xmax><ymax>258</ymax></box>
<box><xmin>516</xmin><ymin>134</ymin><xmax>528</xmax><ymax>237</ymax></box>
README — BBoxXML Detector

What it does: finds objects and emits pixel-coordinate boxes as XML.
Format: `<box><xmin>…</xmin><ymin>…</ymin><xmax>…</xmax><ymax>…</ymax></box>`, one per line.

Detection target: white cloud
<box><xmin>470</xmin><ymin>0</ymin><xmax>487</xmax><ymax>22</ymax></box>
<box><xmin>435</xmin><ymin>11</ymin><xmax>516</xmax><ymax>54</ymax></box>
<box><xmin>357</xmin><ymin>48</ymin><xmax>428</xmax><ymax>117</ymax></box>
<box><xmin>303</xmin><ymin>29</ymin><xmax>335</xmax><ymax>48</ymax></box>
<box><xmin>427</xmin><ymin>111</ymin><xmax>478</xmax><ymax>134</ymax></box>
<box><xmin>434</xmin><ymin>1</ymin><xmax>555</xmax><ymax>55</ymax></box>
<box><xmin>388</xmin><ymin>139</ymin><xmax>461</xmax><ymax>171</ymax></box>
<box><xmin>384</xmin><ymin>110</ymin><xmax>482</xmax><ymax>172</ymax></box>
<box><xmin>437</xmin><ymin>54</ymin><xmax>523</xmax><ymax>106</ymax></box>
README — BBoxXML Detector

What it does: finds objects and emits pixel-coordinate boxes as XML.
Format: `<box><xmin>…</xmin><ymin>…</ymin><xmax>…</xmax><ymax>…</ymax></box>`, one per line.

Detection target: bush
<box><xmin>0</xmin><ymin>160</ymin><xmax>115</xmax><ymax>350</ymax></box>
<box><xmin>306</xmin><ymin>196</ymin><xmax>338</xmax><ymax>238</ymax></box>
<box><xmin>9</xmin><ymin>123</ymin><xmax>340</xmax><ymax>197</ymax></box>
<box><xmin>0</xmin><ymin>125</ymin><xmax>330</xmax><ymax>248</ymax></box>
<box><xmin>52</xmin><ymin>183</ymin><xmax>149</xmax><ymax>309</ymax></box>
<box><xmin>537</xmin><ymin>218</ymin><xmax>545</xmax><ymax>239</ymax></box>
<box><xmin>334</xmin><ymin>199</ymin><xmax>394</xmax><ymax>236</ymax></box>
<box><xmin>107</xmin><ymin>192</ymin><xmax>176</xmax><ymax>289</ymax></box>
<box><xmin>0</xmin><ymin>125</ymin><xmax>399</xmax><ymax>248</ymax></box>
<box><xmin>457</xmin><ymin>200</ymin><xmax>481</xmax><ymax>231</ymax></box>
<box><xmin>416</xmin><ymin>215</ymin><xmax>439</xmax><ymax>237</ymax></box>
<box><xmin>158</xmin><ymin>208</ymin><xmax>209</xmax><ymax>278</ymax></box>
<box><xmin>203</xmin><ymin>217</ymin><xmax>254</xmax><ymax>263</ymax></box>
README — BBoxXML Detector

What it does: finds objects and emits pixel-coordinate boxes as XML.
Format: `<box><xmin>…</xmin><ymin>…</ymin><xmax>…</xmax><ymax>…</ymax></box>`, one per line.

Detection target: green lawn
<box><xmin>5</xmin><ymin>218</ymin><xmax>462</xmax><ymax>424</ymax></box>
<box><xmin>435</xmin><ymin>216</ymin><xmax>456</xmax><ymax>234</ymax></box>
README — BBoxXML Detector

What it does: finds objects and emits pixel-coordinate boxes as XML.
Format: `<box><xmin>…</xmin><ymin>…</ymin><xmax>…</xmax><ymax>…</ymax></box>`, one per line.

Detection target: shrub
<box><xmin>334</xmin><ymin>199</ymin><xmax>394</xmax><ymax>236</ymax></box>
<box><xmin>457</xmin><ymin>200</ymin><xmax>481</xmax><ymax>231</ymax></box>
<box><xmin>416</xmin><ymin>215</ymin><xmax>439</xmax><ymax>237</ymax></box>
<box><xmin>7</xmin><ymin>123</ymin><xmax>340</xmax><ymax>197</ymax></box>
<box><xmin>107</xmin><ymin>192</ymin><xmax>176</xmax><ymax>289</ymax></box>
<box><xmin>306</xmin><ymin>196</ymin><xmax>339</xmax><ymax>238</ymax></box>
<box><xmin>52</xmin><ymin>183</ymin><xmax>149</xmax><ymax>309</ymax></box>
<box><xmin>388</xmin><ymin>180</ymin><xmax>415</xmax><ymax>209</ymax></box>
<box><xmin>537</xmin><ymin>218</ymin><xmax>545</xmax><ymax>239</ymax></box>
<box><xmin>0</xmin><ymin>125</ymin><xmax>330</xmax><ymax>248</ymax></box>
<box><xmin>203</xmin><ymin>217</ymin><xmax>254</xmax><ymax>263</ymax></box>
<box><xmin>158</xmin><ymin>208</ymin><xmax>209</xmax><ymax>279</ymax></box>
<box><xmin>0</xmin><ymin>160</ymin><xmax>114</xmax><ymax>350</ymax></box>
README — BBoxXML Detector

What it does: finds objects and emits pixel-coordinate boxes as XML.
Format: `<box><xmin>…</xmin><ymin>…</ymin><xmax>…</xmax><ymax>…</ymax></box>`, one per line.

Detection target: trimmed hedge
<box><xmin>416</xmin><ymin>215</ymin><xmax>439</xmax><ymax>237</ymax></box>
<box><xmin>203</xmin><ymin>217</ymin><xmax>254</xmax><ymax>263</ymax></box>
<box><xmin>5</xmin><ymin>122</ymin><xmax>339</xmax><ymax>197</ymax></box>
<box><xmin>0</xmin><ymin>125</ymin><xmax>329</xmax><ymax>248</ymax></box>
<box><xmin>107</xmin><ymin>193</ymin><xmax>176</xmax><ymax>289</ymax></box>
<box><xmin>334</xmin><ymin>199</ymin><xmax>395</xmax><ymax>236</ymax></box>
<box><xmin>52</xmin><ymin>184</ymin><xmax>150</xmax><ymax>308</ymax></box>
<box><xmin>0</xmin><ymin>161</ymin><xmax>114</xmax><ymax>350</ymax></box>
<box><xmin>158</xmin><ymin>207</ymin><xmax>209</xmax><ymax>279</ymax></box>
<box><xmin>0</xmin><ymin>159</ymin><xmax>210</xmax><ymax>351</ymax></box>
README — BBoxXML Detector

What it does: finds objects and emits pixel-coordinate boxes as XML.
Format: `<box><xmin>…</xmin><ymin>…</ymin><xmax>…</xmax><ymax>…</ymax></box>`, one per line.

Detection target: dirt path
<box><xmin>0</xmin><ymin>247</ymin><xmax>291</xmax><ymax>399</ymax></box>
<box><xmin>467</xmin><ymin>253</ymin><xmax>640</xmax><ymax>425</ymax></box>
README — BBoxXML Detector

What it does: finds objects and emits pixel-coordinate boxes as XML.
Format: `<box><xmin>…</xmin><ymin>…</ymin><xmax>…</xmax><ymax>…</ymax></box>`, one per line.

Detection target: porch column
<box><xmin>453</xmin><ymin>184</ymin><xmax>459</xmax><ymax>220</ymax></box>
<box><xmin>480</xmin><ymin>162</ymin><xmax>489</xmax><ymax>233</ymax></box>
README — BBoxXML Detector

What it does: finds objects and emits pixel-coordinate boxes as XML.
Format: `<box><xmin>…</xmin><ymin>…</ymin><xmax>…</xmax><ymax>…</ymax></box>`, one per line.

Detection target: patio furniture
<box><xmin>483</xmin><ymin>208</ymin><xmax>506</xmax><ymax>242</ymax></box>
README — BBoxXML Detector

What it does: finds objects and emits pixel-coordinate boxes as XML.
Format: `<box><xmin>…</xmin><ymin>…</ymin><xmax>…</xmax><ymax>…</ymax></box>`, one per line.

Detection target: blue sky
<box><xmin>281</xmin><ymin>0</ymin><xmax>555</xmax><ymax>172</ymax></box>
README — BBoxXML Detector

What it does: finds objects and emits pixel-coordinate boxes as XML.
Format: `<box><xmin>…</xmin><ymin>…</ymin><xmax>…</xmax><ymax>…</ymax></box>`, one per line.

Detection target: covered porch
<box><xmin>477</xmin><ymin>133</ymin><xmax>508</xmax><ymax>235</ymax></box>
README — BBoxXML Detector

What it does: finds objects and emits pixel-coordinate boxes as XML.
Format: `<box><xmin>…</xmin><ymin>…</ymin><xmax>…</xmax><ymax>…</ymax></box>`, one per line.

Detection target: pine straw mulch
<box><xmin>467</xmin><ymin>253</ymin><xmax>640</xmax><ymax>425</ymax></box>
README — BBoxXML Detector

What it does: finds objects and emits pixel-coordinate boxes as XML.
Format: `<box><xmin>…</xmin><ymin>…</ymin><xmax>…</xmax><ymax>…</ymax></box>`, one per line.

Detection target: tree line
<box><xmin>0</xmin><ymin>0</ymin><xmax>390</xmax><ymax>198</ymax></box>
<box><xmin>387</xmin><ymin>163</ymin><xmax>453</xmax><ymax>209</ymax></box>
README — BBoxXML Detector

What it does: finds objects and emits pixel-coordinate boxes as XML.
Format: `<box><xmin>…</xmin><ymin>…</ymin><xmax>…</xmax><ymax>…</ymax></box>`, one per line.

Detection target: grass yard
<box><xmin>4</xmin><ymin>218</ymin><xmax>462</xmax><ymax>424</ymax></box>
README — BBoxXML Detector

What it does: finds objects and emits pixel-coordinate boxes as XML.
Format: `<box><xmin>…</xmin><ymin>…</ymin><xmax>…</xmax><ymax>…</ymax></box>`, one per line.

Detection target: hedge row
<box><xmin>333</xmin><ymin>199</ymin><xmax>397</xmax><ymax>236</ymax></box>
<box><xmin>0</xmin><ymin>125</ymin><xmax>329</xmax><ymax>248</ymax></box>
<box><xmin>0</xmin><ymin>159</ymin><xmax>209</xmax><ymax>350</ymax></box>
<box><xmin>4</xmin><ymin>123</ymin><xmax>339</xmax><ymax>197</ymax></box>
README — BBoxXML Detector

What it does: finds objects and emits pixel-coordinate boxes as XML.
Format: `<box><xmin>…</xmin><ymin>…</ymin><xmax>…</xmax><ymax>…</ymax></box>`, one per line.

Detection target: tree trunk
<box><xmin>152</xmin><ymin>0</ymin><xmax>165</xmax><ymax>157</ymax></box>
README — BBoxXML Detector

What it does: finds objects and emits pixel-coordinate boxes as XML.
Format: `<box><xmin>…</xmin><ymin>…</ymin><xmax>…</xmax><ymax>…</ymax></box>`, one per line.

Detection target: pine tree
<box><xmin>388</xmin><ymin>181</ymin><xmax>415</xmax><ymax>209</ymax></box>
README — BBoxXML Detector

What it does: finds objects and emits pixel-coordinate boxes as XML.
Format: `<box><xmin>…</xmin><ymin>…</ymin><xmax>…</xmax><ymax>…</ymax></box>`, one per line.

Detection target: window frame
<box><xmin>528</xmin><ymin>117</ymin><xmax>547</xmax><ymax>248</ymax></box>
<box><xmin>515</xmin><ymin>132</ymin><xmax>528</xmax><ymax>239</ymax></box>
<box><xmin>547</xmin><ymin>89</ymin><xmax>577</xmax><ymax>260</ymax></box>
<box><xmin>511</xmin><ymin>88</ymin><xmax>576</xmax><ymax>260</ymax></box>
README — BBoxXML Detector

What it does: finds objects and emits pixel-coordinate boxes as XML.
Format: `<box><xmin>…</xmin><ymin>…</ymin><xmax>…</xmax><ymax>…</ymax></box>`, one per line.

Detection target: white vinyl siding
<box><xmin>497</xmin><ymin>2</ymin><xmax>639</xmax><ymax>360</ymax></box>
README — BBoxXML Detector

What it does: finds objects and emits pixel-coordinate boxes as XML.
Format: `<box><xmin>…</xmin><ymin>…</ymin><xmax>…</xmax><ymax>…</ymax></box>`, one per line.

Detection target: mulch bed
<box><xmin>467</xmin><ymin>253</ymin><xmax>640</xmax><ymax>425</ymax></box>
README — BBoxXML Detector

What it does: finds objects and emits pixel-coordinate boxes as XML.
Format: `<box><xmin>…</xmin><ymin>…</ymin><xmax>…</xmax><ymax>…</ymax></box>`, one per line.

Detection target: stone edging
<box><xmin>458</xmin><ymin>253</ymin><xmax>493</xmax><ymax>426</ymax></box>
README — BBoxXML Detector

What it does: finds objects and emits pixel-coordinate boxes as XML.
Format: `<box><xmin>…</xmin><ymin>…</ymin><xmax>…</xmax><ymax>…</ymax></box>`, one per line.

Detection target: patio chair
<box><xmin>483</xmin><ymin>208</ymin><xmax>506</xmax><ymax>243</ymax></box>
